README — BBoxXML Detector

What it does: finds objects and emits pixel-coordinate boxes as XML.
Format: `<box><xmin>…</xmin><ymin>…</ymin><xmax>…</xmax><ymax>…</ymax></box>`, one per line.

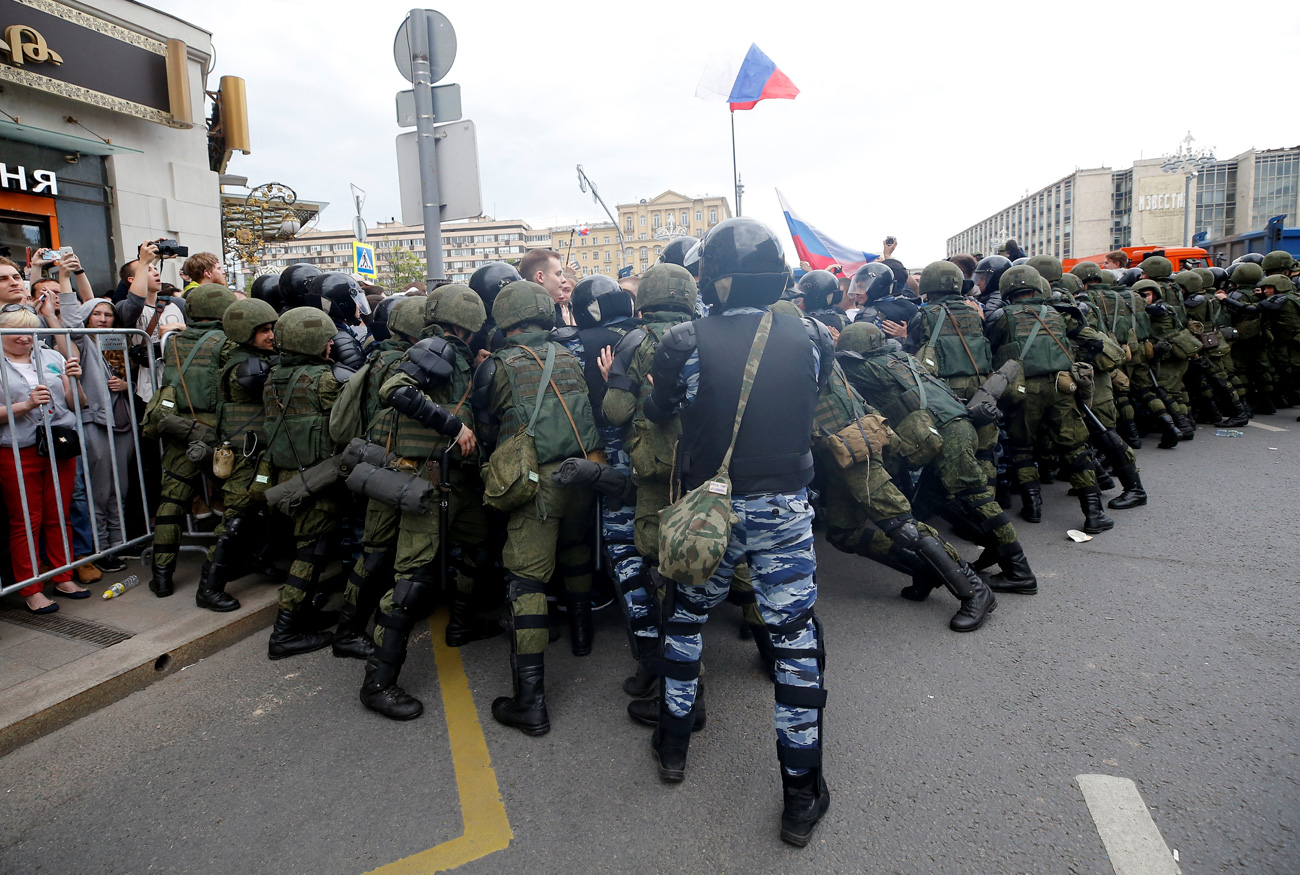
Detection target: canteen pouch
<box><xmin>1111</xmin><ymin>368</ymin><xmax>1131</xmax><ymax>392</ymax></box>
<box><xmin>346</xmin><ymin>461</ymin><xmax>435</xmax><ymax>514</ymax></box>
<box><xmin>1055</xmin><ymin>370</ymin><xmax>1077</xmax><ymax>394</ymax></box>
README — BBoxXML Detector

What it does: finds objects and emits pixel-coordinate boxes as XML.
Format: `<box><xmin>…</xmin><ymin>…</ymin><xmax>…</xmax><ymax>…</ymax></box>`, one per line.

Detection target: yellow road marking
<box><xmin>367</xmin><ymin>609</ymin><xmax>513</xmax><ymax>874</ymax></box>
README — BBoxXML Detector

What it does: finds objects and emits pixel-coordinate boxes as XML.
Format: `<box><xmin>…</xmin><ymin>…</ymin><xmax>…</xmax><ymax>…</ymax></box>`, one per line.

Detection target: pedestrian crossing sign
<box><xmin>353</xmin><ymin>242</ymin><xmax>376</xmax><ymax>280</ymax></box>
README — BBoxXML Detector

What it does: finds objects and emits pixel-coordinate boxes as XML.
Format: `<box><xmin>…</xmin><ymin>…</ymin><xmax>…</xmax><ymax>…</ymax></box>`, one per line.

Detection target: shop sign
<box><xmin>0</xmin><ymin>162</ymin><xmax>57</xmax><ymax>195</ymax></box>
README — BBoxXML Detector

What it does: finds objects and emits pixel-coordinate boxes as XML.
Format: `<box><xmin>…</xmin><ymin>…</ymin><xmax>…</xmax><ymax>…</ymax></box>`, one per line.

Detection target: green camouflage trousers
<box><xmin>153</xmin><ymin>440</ymin><xmax>201</xmax><ymax>569</ymax></box>
<box><xmin>1004</xmin><ymin>377</ymin><xmax>1095</xmax><ymax>489</ymax></box>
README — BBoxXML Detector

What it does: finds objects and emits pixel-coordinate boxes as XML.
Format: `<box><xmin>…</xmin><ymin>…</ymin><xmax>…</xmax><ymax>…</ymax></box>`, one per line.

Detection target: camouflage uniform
<box><xmin>1260</xmin><ymin>273</ymin><xmax>1300</xmax><ymax>407</ymax></box>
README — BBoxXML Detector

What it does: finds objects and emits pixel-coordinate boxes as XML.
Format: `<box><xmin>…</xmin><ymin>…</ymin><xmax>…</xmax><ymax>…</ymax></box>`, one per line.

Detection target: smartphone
<box><xmin>885</xmin><ymin>236</ymin><xmax>896</xmax><ymax>246</ymax></box>
<box><xmin>58</xmin><ymin>246</ymin><xmax>73</xmax><ymax>257</ymax></box>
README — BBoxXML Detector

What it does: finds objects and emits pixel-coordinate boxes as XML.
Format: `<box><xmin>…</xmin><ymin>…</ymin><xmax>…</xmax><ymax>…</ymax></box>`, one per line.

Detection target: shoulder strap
<box><xmin>718</xmin><ymin>310</ymin><xmax>774</xmax><ymax>473</ymax></box>
<box><xmin>169</xmin><ymin>329</ymin><xmax>218</xmax><ymax>416</ymax></box>
<box><xmin>520</xmin><ymin>342</ymin><xmax>587</xmax><ymax>456</ymax></box>
<box><xmin>1018</xmin><ymin>306</ymin><xmax>1045</xmax><ymax>361</ymax></box>
<box><xmin>1027</xmin><ymin>305</ymin><xmax>1074</xmax><ymax>360</ymax></box>
<box><xmin>903</xmin><ymin>354</ymin><xmax>928</xmax><ymax>408</ymax></box>
<box><xmin>940</xmin><ymin>304</ymin><xmax>984</xmax><ymax>379</ymax></box>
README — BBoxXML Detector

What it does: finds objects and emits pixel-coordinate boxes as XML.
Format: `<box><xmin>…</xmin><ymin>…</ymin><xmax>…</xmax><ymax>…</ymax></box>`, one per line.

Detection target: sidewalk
<box><xmin>0</xmin><ymin>552</ymin><xmax>283</xmax><ymax>758</ymax></box>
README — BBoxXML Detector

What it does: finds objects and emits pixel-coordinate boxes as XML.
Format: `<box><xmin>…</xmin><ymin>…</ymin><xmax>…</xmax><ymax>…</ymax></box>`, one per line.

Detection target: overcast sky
<box><xmin>163</xmin><ymin>0</ymin><xmax>1297</xmax><ymax>269</ymax></box>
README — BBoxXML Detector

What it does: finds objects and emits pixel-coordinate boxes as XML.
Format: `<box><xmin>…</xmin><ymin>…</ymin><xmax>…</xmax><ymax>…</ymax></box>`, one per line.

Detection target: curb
<box><xmin>0</xmin><ymin>587</ymin><xmax>280</xmax><ymax>759</ymax></box>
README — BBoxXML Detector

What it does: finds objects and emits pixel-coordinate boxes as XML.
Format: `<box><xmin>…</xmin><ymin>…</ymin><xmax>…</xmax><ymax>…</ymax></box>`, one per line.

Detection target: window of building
<box><xmin>640</xmin><ymin>215</ymin><xmax>646</xmax><ymax>226</ymax></box>
<box><xmin>1111</xmin><ymin>169</ymin><xmax>1133</xmax><ymax>249</ymax></box>
<box><xmin>1251</xmin><ymin>150</ymin><xmax>1298</xmax><ymax>230</ymax></box>
<box><xmin>681</xmin><ymin>211</ymin><xmax>689</xmax><ymax>226</ymax></box>
<box><xmin>640</xmin><ymin>247</ymin><xmax>648</xmax><ymax>262</ymax></box>
<box><xmin>604</xmin><ymin>236</ymin><xmax>610</xmax><ymax>245</ymax></box>
<box><xmin>709</xmin><ymin>209</ymin><xmax>717</xmax><ymax>223</ymax></box>
<box><xmin>604</xmin><ymin>251</ymin><xmax>611</xmax><ymax>262</ymax></box>
<box><xmin>654</xmin><ymin>246</ymin><xmax>662</xmax><ymax>256</ymax></box>
<box><xmin>1196</xmin><ymin>160</ymin><xmax>1239</xmax><ymax>241</ymax></box>
<box><xmin>696</xmin><ymin>210</ymin><xmax>702</xmax><ymax>222</ymax></box>
<box><xmin>653</xmin><ymin>214</ymin><xmax>661</xmax><ymax>229</ymax></box>
<box><xmin>582</xmin><ymin>253</ymin><xmax>587</xmax><ymax>261</ymax></box>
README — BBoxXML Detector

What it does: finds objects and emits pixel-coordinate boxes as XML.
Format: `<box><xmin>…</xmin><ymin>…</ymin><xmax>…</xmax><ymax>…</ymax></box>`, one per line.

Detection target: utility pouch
<box><xmin>1055</xmin><ymin>370</ymin><xmax>1077</xmax><ymax>394</ymax></box>
<box><xmin>825</xmin><ymin>413</ymin><xmax>890</xmax><ymax>469</ymax></box>
<box><xmin>1170</xmin><ymin>329</ymin><xmax>1205</xmax><ymax>359</ymax></box>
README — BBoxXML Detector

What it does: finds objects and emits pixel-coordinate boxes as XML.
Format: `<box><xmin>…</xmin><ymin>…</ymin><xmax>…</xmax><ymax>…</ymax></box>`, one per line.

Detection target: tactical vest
<box><xmin>625</xmin><ymin>320</ymin><xmax>684</xmax><ymax>483</ymax></box>
<box><xmin>576</xmin><ymin>324</ymin><xmax>629</xmax><ymax>428</ymax></box>
<box><xmin>1092</xmin><ymin>286</ymin><xmax>1135</xmax><ymax>346</ymax></box>
<box><xmin>364</xmin><ymin>343</ymin><xmax>410</xmax><ymax>449</ymax></box>
<box><xmin>1001</xmin><ymin>302</ymin><xmax>1074</xmax><ymax>377</ymax></box>
<box><xmin>917</xmin><ymin>298</ymin><xmax>992</xmax><ymax>378</ymax></box>
<box><xmin>497</xmin><ymin>340</ymin><xmax>600</xmax><ymax>466</ymax></box>
<box><xmin>808</xmin><ymin>308</ymin><xmax>847</xmax><ymax>333</ymax></box>
<box><xmin>391</xmin><ymin>348</ymin><xmax>472</xmax><ymax>462</ymax></box>
<box><xmin>161</xmin><ymin>326</ymin><xmax>224</xmax><ymax>417</ymax></box>
<box><xmin>812</xmin><ymin>360</ymin><xmax>864</xmax><ymax>438</ymax></box>
<box><xmin>217</xmin><ymin>346</ymin><xmax>271</xmax><ymax>441</ymax></box>
<box><xmin>678</xmin><ymin>311</ymin><xmax>816</xmax><ymax>495</ymax></box>
<box><xmin>264</xmin><ymin>363</ymin><xmax>335</xmax><ymax>470</ymax></box>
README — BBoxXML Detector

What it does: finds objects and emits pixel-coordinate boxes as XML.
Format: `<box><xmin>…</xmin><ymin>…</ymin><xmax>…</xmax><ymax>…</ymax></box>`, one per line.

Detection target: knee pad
<box><xmin>877</xmin><ymin>515</ymin><xmax>921</xmax><ymax>551</ymax></box>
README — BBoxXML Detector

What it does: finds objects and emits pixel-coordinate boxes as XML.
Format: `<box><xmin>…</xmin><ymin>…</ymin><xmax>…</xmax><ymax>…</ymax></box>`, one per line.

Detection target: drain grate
<box><xmin>0</xmin><ymin>606</ymin><xmax>134</xmax><ymax>647</ymax></box>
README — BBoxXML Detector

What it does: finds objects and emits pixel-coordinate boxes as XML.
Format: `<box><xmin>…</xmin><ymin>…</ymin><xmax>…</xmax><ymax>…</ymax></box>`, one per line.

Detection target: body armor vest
<box><xmin>497</xmin><ymin>340</ymin><xmax>600</xmax><ymax>466</ymax></box>
<box><xmin>917</xmin><ymin>297</ymin><xmax>992</xmax><ymax>378</ymax></box>
<box><xmin>264</xmin><ymin>362</ymin><xmax>334</xmax><ymax>470</ymax></box>
<box><xmin>1001</xmin><ymin>302</ymin><xmax>1074</xmax><ymax>377</ymax></box>
<box><xmin>391</xmin><ymin>345</ymin><xmax>473</xmax><ymax>462</ymax></box>
<box><xmin>162</xmin><ymin>325</ymin><xmax>225</xmax><ymax>420</ymax></box>
<box><xmin>218</xmin><ymin>346</ymin><xmax>271</xmax><ymax>441</ymax></box>
<box><xmin>363</xmin><ymin>342</ymin><xmax>410</xmax><ymax>449</ymax></box>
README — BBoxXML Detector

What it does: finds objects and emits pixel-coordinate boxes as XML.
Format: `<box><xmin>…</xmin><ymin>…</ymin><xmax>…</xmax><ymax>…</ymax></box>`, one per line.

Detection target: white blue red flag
<box><xmin>776</xmin><ymin>189</ymin><xmax>877</xmax><ymax>274</ymax></box>
<box><xmin>696</xmin><ymin>44</ymin><xmax>799</xmax><ymax>111</ymax></box>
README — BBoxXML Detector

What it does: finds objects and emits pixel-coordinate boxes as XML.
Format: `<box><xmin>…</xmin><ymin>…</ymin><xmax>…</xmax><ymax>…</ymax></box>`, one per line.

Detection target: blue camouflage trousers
<box><xmin>602</xmin><ymin>432</ymin><xmax>656</xmax><ymax>642</ymax></box>
<box><xmin>662</xmin><ymin>489</ymin><xmax>824</xmax><ymax>774</ymax></box>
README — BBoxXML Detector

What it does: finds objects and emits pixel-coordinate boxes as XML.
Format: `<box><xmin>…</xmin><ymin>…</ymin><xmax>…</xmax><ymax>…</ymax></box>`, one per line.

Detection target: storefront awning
<box><xmin>0</xmin><ymin>120</ymin><xmax>143</xmax><ymax>156</ymax></box>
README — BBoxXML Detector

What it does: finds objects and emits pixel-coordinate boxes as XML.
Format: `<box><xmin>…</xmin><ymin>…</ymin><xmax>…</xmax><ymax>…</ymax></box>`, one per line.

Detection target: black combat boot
<box><xmin>1195</xmin><ymin>400</ymin><xmax>1223</xmax><ymax>425</ymax></box>
<box><xmin>1078</xmin><ymin>487</ymin><xmax>1115</xmax><ymax>534</ymax></box>
<box><xmin>359</xmin><ymin>656</ymin><xmax>423</xmax><ymax>720</ymax></box>
<box><xmin>148</xmin><ymin>560</ymin><xmax>175</xmax><ymax>598</ymax></box>
<box><xmin>994</xmin><ymin>476</ymin><xmax>1013</xmax><ymax>511</ymax></box>
<box><xmin>1093</xmin><ymin>457</ymin><xmax>1116</xmax><ymax>492</ymax></box>
<box><xmin>972</xmin><ymin>544</ymin><xmax>998</xmax><ymax>572</ymax></box>
<box><xmin>267</xmin><ymin>608</ymin><xmax>334</xmax><ymax>660</ymax></box>
<box><xmin>1252</xmin><ymin>393</ymin><xmax>1276</xmax><ymax>415</ymax></box>
<box><xmin>1117</xmin><ymin>416</ymin><xmax>1142</xmax><ymax>449</ymax></box>
<box><xmin>780</xmin><ymin>767</ymin><xmax>831</xmax><ymax>847</ymax></box>
<box><xmin>1107</xmin><ymin>464</ymin><xmax>1148</xmax><ymax>509</ymax></box>
<box><xmin>565</xmin><ymin>591</ymin><xmax>593</xmax><ymax>657</ymax></box>
<box><xmin>1173</xmin><ymin>411</ymin><xmax>1196</xmax><ymax>440</ymax></box>
<box><xmin>331</xmin><ymin>602</ymin><xmax>377</xmax><ymax>660</ymax></box>
<box><xmin>650</xmin><ymin>694</ymin><xmax>694</xmax><ymax>783</ymax></box>
<box><xmin>1156</xmin><ymin>414</ymin><xmax>1181</xmax><ymax>449</ymax></box>
<box><xmin>985</xmin><ymin>542</ymin><xmax>1037</xmax><ymax>595</ymax></box>
<box><xmin>749</xmin><ymin>622</ymin><xmax>777</xmax><ymax>679</ymax></box>
<box><xmin>1217</xmin><ymin>400</ymin><xmax>1250</xmax><ymax>428</ymax></box>
<box><xmin>948</xmin><ymin>563</ymin><xmax>997</xmax><ymax>633</ymax></box>
<box><xmin>445</xmin><ymin>592</ymin><xmax>503</xmax><ymax>648</ymax></box>
<box><xmin>492</xmin><ymin>652</ymin><xmax>550</xmax><ymax>736</ymax></box>
<box><xmin>195</xmin><ymin>557</ymin><xmax>239</xmax><ymax>612</ymax></box>
<box><xmin>1018</xmin><ymin>481</ymin><xmax>1043</xmax><ymax>524</ymax></box>
<box><xmin>628</xmin><ymin>681</ymin><xmax>707</xmax><ymax>731</ymax></box>
<box><xmin>623</xmin><ymin>634</ymin><xmax>658</xmax><ymax>698</ymax></box>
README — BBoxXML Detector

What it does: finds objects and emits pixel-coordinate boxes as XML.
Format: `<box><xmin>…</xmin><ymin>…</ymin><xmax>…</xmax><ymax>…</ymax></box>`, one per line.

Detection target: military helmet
<box><xmin>1120</xmin><ymin>267</ymin><xmax>1144</xmax><ymax>287</ymax></box>
<box><xmin>185</xmin><ymin>283</ymin><xmax>237</xmax><ymax>321</ymax></box>
<box><xmin>1191</xmin><ymin>268</ymin><xmax>1216</xmax><ymax>290</ymax></box>
<box><xmin>429</xmin><ymin>284</ymin><xmax>488</xmax><ymax>334</ymax></box>
<box><xmin>1232</xmin><ymin>252</ymin><xmax>1264</xmax><ymax>266</ymax></box>
<box><xmin>1058</xmin><ymin>273</ymin><xmax>1084</xmax><ymax>295</ymax></box>
<box><xmin>278</xmin><ymin>264</ymin><xmax>321</xmax><ymax>309</ymax></box>
<box><xmin>306</xmin><ymin>273</ymin><xmax>362</xmax><ymax>324</ymax></box>
<box><xmin>222</xmin><ymin>297</ymin><xmax>279</xmax><ymax>344</ymax></box>
<box><xmin>1259</xmin><ymin>274</ymin><xmax>1296</xmax><ymax>293</ymax></box>
<box><xmin>999</xmin><ymin>264</ymin><xmax>1043</xmax><ymax>297</ymax></box>
<box><xmin>1011</xmin><ymin>256</ymin><xmax>1030</xmax><ymax>267</ymax></box>
<box><xmin>696</xmin><ymin>217</ymin><xmax>791</xmax><ymax>308</ymax></box>
<box><xmin>682</xmin><ymin>240</ymin><xmax>702</xmax><ymax>279</ymax></box>
<box><xmin>1070</xmin><ymin>262</ymin><xmax>1104</xmax><ymax>283</ymax></box>
<box><xmin>637</xmin><ymin>263</ymin><xmax>697</xmax><ymax>315</ymax></box>
<box><xmin>1262</xmin><ymin>250</ymin><xmax>1297</xmax><ymax>273</ymax></box>
<box><xmin>918</xmin><ymin>260</ymin><xmax>964</xmax><ymax>297</ymax></box>
<box><xmin>250</xmin><ymin>274</ymin><xmax>286</xmax><ymax>312</ymax></box>
<box><xmin>1140</xmin><ymin>255</ymin><xmax>1173</xmax><ymax>279</ymax></box>
<box><xmin>795</xmin><ymin>269</ymin><xmax>843</xmax><ymax>308</ymax></box>
<box><xmin>973</xmin><ymin>255</ymin><xmax>1012</xmax><ymax>293</ymax></box>
<box><xmin>1131</xmin><ymin>279</ymin><xmax>1161</xmax><ymax>296</ymax></box>
<box><xmin>493</xmin><ymin>280</ymin><xmax>555</xmax><ymax>331</ymax></box>
<box><xmin>1207</xmin><ymin>266</ymin><xmax>1229</xmax><ymax>288</ymax></box>
<box><xmin>387</xmin><ymin>297</ymin><xmax>426</xmax><ymax>341</ymax></box>
<box><xmin>274</xmin><ymin>306</ymin><xmax>336</xmax><ymax>357</ymax></box>
<box><xmin>571</xmin><ymin>274</ymin><xmax>634</xmax><ymax>329</ymax></box>
<box><xmin>837</xmin><ymin>321</ymin><xmax>886</xmax><ymax>355</ymax></box>
<box><xmin>469</xmin><ymin>262</ymin><xmax>522</xmax><ymax>313</ymax></box>
<box><xmin>1026</xmin><ymin>254</ymin><xmax>1063</xmax><ymax>283</ymax></box>
<box><xmin>849</xmin><ymin>262</ymin><xmax>896</xmax><ymax>303</ymax></box>
<box><xmin>1172</xmin><ymin>271</ymin><xmax>1203</xmax><ymax>294</ymax></box>
<box><xmin>1230</xmin><ymin>262</ymin><xmax>1264</xmax><ymax>287</ymax></box>
<box><xmin>658</xmin><ymin>236</ymin><xmax>697</xmax><ymax>267</ymax></box>
<box><xmin>768</xmin><ymin>299</ymin><xmax>802</xmax><ymax>319</ymax></box>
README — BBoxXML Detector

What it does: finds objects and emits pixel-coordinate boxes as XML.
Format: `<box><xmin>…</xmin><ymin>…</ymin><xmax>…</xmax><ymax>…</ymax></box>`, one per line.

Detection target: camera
<box><xmin>155</xmin><ymin>239</ymin><xmax>189</xmax><ymax>258</ymax></box>
<box><xmin>885</xmin><ymin>236</ymin><xmax>896</xmax><ymax>246</ymax></box>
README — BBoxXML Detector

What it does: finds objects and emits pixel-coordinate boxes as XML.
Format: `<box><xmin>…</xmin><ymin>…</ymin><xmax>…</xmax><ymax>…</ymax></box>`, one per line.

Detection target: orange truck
<box><xmin>1063</xmin><ymin>246</ymin><xmax>1211</xmax><ymax>272</ymax></box>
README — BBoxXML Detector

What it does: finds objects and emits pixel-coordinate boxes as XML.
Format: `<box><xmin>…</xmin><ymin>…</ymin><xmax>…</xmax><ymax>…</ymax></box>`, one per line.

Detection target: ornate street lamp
<box><xmin>1160</xmin><ymin>132</ymin><xmax>1216</xmax><ymax>247</ymax></box>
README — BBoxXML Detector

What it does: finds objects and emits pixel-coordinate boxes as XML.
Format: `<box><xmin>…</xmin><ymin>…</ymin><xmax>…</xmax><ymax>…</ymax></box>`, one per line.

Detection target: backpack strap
<box><xmin>940</xmin><ymin>304</ymin><xmax>984</xmax><ymax>379</ymax></box>
<box><xmin>1027</xmin><ymin>304</ymin><xmax>1075</xmax><ymax>361</ymax></box>
<box><xmin>519</xmin><ymin>341</ymin><xmax>588</xmax><ymax>457</ymax></box>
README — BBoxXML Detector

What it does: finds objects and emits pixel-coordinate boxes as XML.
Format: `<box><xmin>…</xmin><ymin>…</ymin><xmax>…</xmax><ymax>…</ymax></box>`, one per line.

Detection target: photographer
<box><xmin>117</xmin><ymin>241</ymin><xmax>185</xmax><ymax>402</ymax></box>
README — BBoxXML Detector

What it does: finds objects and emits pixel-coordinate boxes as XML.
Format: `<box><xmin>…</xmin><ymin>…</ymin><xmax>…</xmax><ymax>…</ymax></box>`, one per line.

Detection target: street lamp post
<box><xmin>1160</xmin><ymin>132</ymin><xmax>1216</xmax><ymax>247</ymax></box>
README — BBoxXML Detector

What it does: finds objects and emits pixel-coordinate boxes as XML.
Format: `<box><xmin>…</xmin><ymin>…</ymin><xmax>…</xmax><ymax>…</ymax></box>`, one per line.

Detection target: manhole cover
<box><xmin>0</xmin><ymin>606</ymin><xmax>134</xmax><ymax>647</ymax></box>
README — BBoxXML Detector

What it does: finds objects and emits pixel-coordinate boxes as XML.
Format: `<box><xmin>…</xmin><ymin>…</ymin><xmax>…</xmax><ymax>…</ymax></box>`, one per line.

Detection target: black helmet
<box><xmin>1232</xmin><ymin>252</ymin><xmax>1264</xmax><ymax>266</ymax></box>
<box><xmin>306</xmin><ymin>273</ymin><xmax>362</xmax><ymax>325</ymax></box>
<box><xmin>849</xmin><ymin>262</ymin><xmax>896</xmax><ymax>303</ymax></box>
<box><xmin>278</xmin><ymin>264</ymin><xmax>321</xmax><ymax>309</ymax></box>
<box><xmin>1207</xmin><ymin>266</ymin><xmax>1229</xmax><ymax>288</ymax></box>
<box><xmin>973</xmin><ymin>255</ymin><xmax>1011</xmax><ymax>295</ymax></box>
<box><xmin>696</xmin><ymin>217</ymin><xmax>791</xmax><ymax>308</ymax></box>
<box><xmin>659</xmin><ymin>236</ymin><xmax>697</xmax><ymax>267</ymax></box>
<box><xmin>795</xmin><ymin>269</ymin><xmax>843</xmax><ymax>309</ymax></box>
<box><xmin>682</xmin><ymin>240</ymin><xmax>702</xmax><ymax>279</ymax></box>
<box><xmin>1120</xmin><ymin>267</ymin><xmax>1144</xmax><ymax>287</ymax></box>
<box><xmin>250</xmin><ymin>274</ymin><xmax>286</xmax><ymax>313</ymax></box>
<box><xmin>1011</xmin><ymin>256</ymin><xmax>1030</xmax><ymax>266</ymax></box>
<box><xmin>368</xmin><ymin>295</ymin><xmax>403</xmax><ymax>342</ymax></box>
<box><xmin>468</xmin><ymin>262</ymin><xmax>522</xmax><ymax>314</ymax></box>
<box><xmin>571</xmin><ymin>274</ymin><xmax>634</xmax><ymax>329</ymax></box>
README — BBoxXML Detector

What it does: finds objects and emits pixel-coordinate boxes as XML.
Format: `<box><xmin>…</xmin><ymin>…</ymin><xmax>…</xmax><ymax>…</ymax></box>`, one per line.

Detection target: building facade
<box><xmin>948</xmin><ymin>146</ymin><xmax>1300</xmax><ymax>260</ymax></box>
<box><xmin>0</xmin><ymin>0</ymin><xmax>231</xmax><ymax>292</ymax></box>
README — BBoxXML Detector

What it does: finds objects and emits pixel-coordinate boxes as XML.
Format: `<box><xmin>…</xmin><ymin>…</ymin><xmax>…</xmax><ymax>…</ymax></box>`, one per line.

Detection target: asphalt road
<box><xmin>2</xmin><ymin>413</ymin><xmax>1297</xmax><ymax>875</ymax></box>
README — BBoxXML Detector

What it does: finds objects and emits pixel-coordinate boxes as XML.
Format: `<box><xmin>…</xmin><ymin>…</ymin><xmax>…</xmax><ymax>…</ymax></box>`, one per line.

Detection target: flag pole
<box><xmin>730</xmin><ymin>109</ymin><xmax>740</xmax><ymax>216</ymax></box>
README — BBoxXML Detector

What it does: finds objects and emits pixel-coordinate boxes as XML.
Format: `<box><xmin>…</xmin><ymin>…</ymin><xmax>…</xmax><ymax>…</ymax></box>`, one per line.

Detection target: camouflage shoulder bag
<box><xmin>659</xmin><ymin>311</ymin><xmax>772</xmax><ymax>586</ymax></box>
<box><xmin>483</xmin><ymin>343</ymin><xmax>554</xmax><ymax>512</ymax></box>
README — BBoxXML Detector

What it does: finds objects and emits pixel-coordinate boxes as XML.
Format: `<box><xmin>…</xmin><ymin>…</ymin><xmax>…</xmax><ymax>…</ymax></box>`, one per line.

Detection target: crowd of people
<box><xmin>2</xmin><ymin>220</ymin><xmax>1298</xmax><ymax>844</ymax></box>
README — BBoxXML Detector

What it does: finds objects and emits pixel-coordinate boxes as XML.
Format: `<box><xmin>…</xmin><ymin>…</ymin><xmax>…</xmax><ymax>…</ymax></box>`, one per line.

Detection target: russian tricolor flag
<box><xmin>696</xmin><ymin>44</ymin><xmax>800</xmax><ymax>111</ymax></box>
<box><xmin>777</xmin><ymin>190</ymin><xmax>878</xmax><ymax>275</ymax></box>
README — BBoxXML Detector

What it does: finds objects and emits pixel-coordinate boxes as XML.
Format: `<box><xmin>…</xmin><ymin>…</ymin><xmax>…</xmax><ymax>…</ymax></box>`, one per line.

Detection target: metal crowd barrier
<box><xmin>0</xmin><ymin>326</ymin><xmax>159</xmax><ymax>597</ymax></box>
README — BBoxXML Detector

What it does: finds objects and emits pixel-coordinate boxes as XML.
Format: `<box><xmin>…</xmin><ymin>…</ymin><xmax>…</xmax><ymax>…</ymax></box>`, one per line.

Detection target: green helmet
<box><xmin>1260</xmin><ymin>274</ymin><xmax>1296</xmax><ymax>293</ymax></box>
<box><xmin>637</xmin><ymin>263</ymin><xmax>697</xmax><ymax>314</ymax></box>
<box><xmin>1261</xmin><ymin>250</ymin><xmax>1297</xmax><ymax>274</ymax></box>
<box><xmin>429</xmin><ymin>284</ymin><xmax>487</xmax><ymax>333</ymax></box>
<box><xmin>1192</xmin><ymin>268</ymin><xmax>1216</xmax><ymax>289</ymax></box>
<box><xmin>1058</xmin><ymin>273</ymin><xmax>1083</xmax><ymax>295</ymax></box>
<box><xmin>493</xmin><ymin>281</ymin><xmax>555</xmax><ymax>332</ymax></box>
<box><xmin>387</xmin><ymin>297</ymin><xmax>426</xmax><ymax>341</ymax></box>
<box><xmin>999</xmin><ymin>264</ymin><xmax>1043</xmax><ymax>297</ymax></box>
<box><xmin>1230</xmin><ymin>262</ymin><xmax>1264</xmax><ymax>287</ymax></box>
<box><xmin>918</xmin><ymin>260</ymin><xmax>963</xmax><ymax>297</ymax></box>
<box><xmin>222</xmin><ymin>298</ymin><xmax>279</xmax><ymax>345</ymax></box>
<box><xmin>274</xmin><ymin>306</ymin><xmax>336</xmax><ymax>357</ymax></box>
<box><xmin>768</xmin><ymin>299</ymin><xmax>802</xmax><ymax>319</ymax></box>
<box><xmin>1172</xmin><ymin>272</ymin><xmax>1203</xmax><ymax>295</ymax></box>
<box><xmin>186</xmin><ymin>283</ymin><xmax>237</xmax><ymax>321</ymax></box>
<box><xmin>1140</xmin><ymin>255</ymin><xmax>1173</xmax><ymax>279</ymax></box>
<box><xmin>837</xmin><ymin>321</ymin><xmax>886</xmax><ymax>355</ymax></box>
<box><xmin>1026</xmin><ymin>255</ymin><xmax>1063</xmax><ymax>283</ymax></box>
<box><xmin>1070</xmin><ymin>261</ymin><xmax>1104</xmax><ymax>283</ymax></box>
<box><xmin>1131</xmin><ymin>279</ymin><xmax>1160</xmax><ymax>296</ymax></box>
<box><xmin>422</xmin><ymin>284</ymin><xmax>449</xmax><ymax>325</ymax></box>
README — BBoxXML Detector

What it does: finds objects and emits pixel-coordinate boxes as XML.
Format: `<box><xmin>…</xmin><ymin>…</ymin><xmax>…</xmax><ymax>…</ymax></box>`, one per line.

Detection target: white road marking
<box><xmin>1246</xmin><ymin>420</ymin><xmax>1287</xmax><ymax>433</ymax></box>
<box><xmin>1077</xmin><ymin>774</ymin><xmax>1180</xmax><ymax>875</ymax></box>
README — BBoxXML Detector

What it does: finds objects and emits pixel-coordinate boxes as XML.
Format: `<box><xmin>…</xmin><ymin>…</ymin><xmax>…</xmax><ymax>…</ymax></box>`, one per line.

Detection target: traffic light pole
<box><xmin>408</xmin><ymin>9</ymin><xmax>444</xmax><ymax>282</ymax></box>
